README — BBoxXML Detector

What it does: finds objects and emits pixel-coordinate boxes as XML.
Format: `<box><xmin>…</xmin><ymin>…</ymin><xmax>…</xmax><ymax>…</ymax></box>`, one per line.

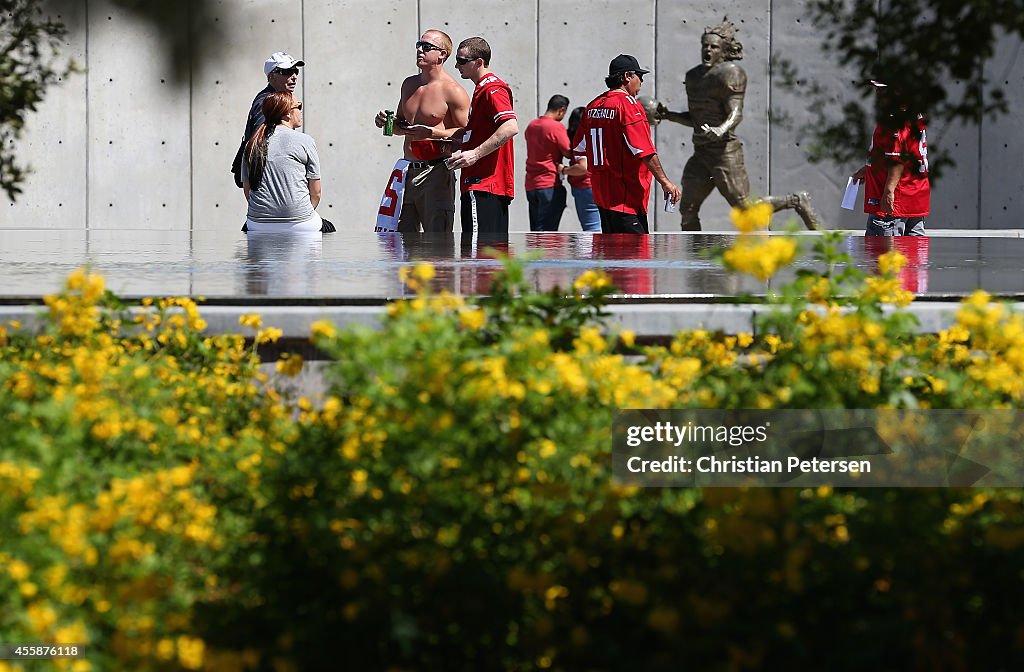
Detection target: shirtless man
<box><xmin>657</xmin><ymin>19</ymin><xmax>819</xmax><ymax>230</ymax></box>
<box><xmin>374</xmin><ymin>29</ymin><xmax>470</xmax><ymax>233</ymax></box>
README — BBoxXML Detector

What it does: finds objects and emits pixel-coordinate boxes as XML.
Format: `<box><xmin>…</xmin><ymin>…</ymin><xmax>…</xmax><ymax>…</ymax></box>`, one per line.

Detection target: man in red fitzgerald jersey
<box><xmin>572</xmin><ymin>54</ymin><xmax>680</xmax><ymax>234</ymax></box>
<box><xmin>446</xmin><ymin>36</ymin><xmax>519</xmax><ymax>241</ymax></box>
<box><xmin>852</xmin><ymin>79</ymin><xmax>929</xmax><ymax>236</ymax></box>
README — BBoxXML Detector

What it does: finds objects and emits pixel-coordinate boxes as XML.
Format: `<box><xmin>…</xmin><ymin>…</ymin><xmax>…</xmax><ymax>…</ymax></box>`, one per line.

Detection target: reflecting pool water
<box><xmin>1</xmin><ymin>229</ymin><xmax>1022</xmax><ymax>302</ymax></box>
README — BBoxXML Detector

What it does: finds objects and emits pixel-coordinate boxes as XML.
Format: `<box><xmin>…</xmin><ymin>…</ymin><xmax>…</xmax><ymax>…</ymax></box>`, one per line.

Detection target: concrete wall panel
<box><xmin>769</xmin><ymin>0</ymin><xmax>864</xmax><ymax>231</ymax></box>
<box><xmin>420</xmin><ymin>0</ymin><xmax>538</xmax><ymax>230</ymax></box>
<box><xmin>6</xmin><ymin>1</ymin><xmax>1024</xmax><ymax>236</ymax></box>
<box><xmin>539</xmin><ymin>0</ymin><xmax>654</xmax><ymax>231</ymax></box>
<box><xmin>86</xmin><ymin>0</ymin><xmax>191</xmax><ymax>230</ymax></box>
<box><xmin>980</xmin><ymin>33</ymin><xmax>1024</xmax><ymax>229</ymax></box>
<box><xmin>304</xmin><ymin>0</ymin><xmax>418</xmax><ymax>232</ymax></box>
<box><xmin>192</xmin><ymin>0</ymin><xmax>303</xmax><ymax>233</ymax></box>
<box><xmin>927</xmin><ymin>112</ymin><xmax>980</xmax><ymax>230</ymax></box>
<box><xmin>654</xmin><ymin>2</ymin><xmax>769</xmax><ymax>232</ymax></box>
<box><xmin>4</xmin><ymin>0</ymin><xmax>87</xmax><ymax>229</ymax></box>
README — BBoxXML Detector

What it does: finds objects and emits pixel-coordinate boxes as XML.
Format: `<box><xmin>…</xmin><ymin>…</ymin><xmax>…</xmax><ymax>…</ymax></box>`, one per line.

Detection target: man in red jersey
<box><xmin>524</xmin><ymin>94</ymin><xmax>571</xmax><ymax>231</ymax></box>
<box><xmin>446</xmin><ymin>36</ymin><xmax>519</xmax><ymax>240</ymax></box>
<box><xmin>852</xmin><ymin>79</ymin><xmax>929</xmax><ymax>236</ymax></box>
<box><xmin>572</xmin><ymin>54</ymin><xmax>680</xmax><ymax>234</ymax></box>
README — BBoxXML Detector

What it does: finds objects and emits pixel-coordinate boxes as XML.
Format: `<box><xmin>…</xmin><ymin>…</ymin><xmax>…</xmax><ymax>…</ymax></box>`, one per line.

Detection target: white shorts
<box><xmin>245</xmin><ymin>211</ymin><xmax>322</xmax><ymax>233</ymax></box>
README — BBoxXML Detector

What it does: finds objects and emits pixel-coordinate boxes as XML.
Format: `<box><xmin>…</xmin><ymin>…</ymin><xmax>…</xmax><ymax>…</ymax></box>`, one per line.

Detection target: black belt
<box><xmin>408</xmin><ymin>158</ymin><xmax>447</xmax><ymax>169</ymax></box>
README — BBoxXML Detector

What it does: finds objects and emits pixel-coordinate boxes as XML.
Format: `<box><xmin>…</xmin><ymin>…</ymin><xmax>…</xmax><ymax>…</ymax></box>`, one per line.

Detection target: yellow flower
<box><xmin>7</xmin><ymin>559</ymin><xmax>30</xmax><ymax>581</ymax></box>
<box><xmin>412</xmin><ymin>263</ymin><xmax>436</xmax><ymax>282</ymax></box>
<box><xmin>729</xmin><ymin>202</ymin><xmax>774</xmax><ymax>233</ymax></box>
<box><xmin>310</xmin><ymin>320</ymin><xmax>337</xmax><ymax>340</ymax></box>
<box><xmin>177</xmin><ymin>636</ymin><xmax>205</xmax><ymax>670</ymax></box>
<box><xmin>806</xmin><ymin>276</ymin><xmax>831</xmax><ymax>303</ymax></box>
<box><xmin>83</xmin><ymin>273</ymin><xmax>105</xmax><ymax>304</ymax></box>
<box><xmin>573</xmin><ymin>270</ymin><xmax>612</xmax><ymax>293</ymax></box>
<box><xmin>238</xmin><ymin>313</ymin><xmax>263</xmax><ymax>329</ymax></box>
<box><xmin>723</xmin><ymin>236</ymin><xmax>797</xmax><ymax>281</ymax></box>
<box><xmin>619</xmin><ymin>330</ymin><xmax>636</xmax><ymax>348</ymax></box>
<box><xmin>458</xmin><ymin>307</ymin><xmax>487</xmax><ymax>331</ymax></box>
<box><xmin>66</xmin><ymin>267</ymin><xmax>86</xmax><ymax>290</ymax></box>
<box><xmin>399</xmin><ymin>263</ymin><xmax>435</xmax><ymax>291</ymax></box>
<box><xmin>256</xmin><ymin>327</ymin><xmax>283</xmax><ymax>344</ymax></box>
<box><xmin>877</xmin><ymin>250</ymin><xmax>908</xmax><ymax>275</ymax></box>
<box><xmin>965</xmin><ymin>289</ymin><xmax>992</xmax><ymax>307</ymax></box>
<box><xmin>573</xmin><ymin>326</ymin><xmax>606</xmax><ymax>355</ymax></box>
<box><xmin>156</xmin><ymin>638</ymin><xmax>175</xmax><ymax>661</ymax></box>
<box><xmin>276</xmin><ymin>353</ymin><xmax>304</xmax><ymax>377</ymax></box>
<box><xmin>53</xmin><ymin>621</ymin><xmax>89</xmax><ymax>645</ymax></box>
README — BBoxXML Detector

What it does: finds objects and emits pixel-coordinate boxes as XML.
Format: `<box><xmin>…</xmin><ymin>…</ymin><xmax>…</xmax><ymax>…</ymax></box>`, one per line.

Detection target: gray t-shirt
<box><xmin>242</xmin><ymin>126</ymin><xmax>321</xmax><ymax>223</ymax></box>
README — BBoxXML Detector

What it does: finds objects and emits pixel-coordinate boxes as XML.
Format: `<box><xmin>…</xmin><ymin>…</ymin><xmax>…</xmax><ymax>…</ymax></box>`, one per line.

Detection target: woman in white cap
<box><xmin>241</xmin><ymin>92</ymin><xmax>323</xmax><ymax>233</ymax></box>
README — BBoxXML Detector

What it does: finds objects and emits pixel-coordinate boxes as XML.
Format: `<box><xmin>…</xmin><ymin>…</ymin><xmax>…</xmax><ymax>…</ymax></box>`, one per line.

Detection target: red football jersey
<box><xmin>572</xmin><ymin>90</ymin><xmax>656</xmax><ymax>213</ymax></box>
<box><xmin>524</xmin><ymin>116</ymin><xmax>570</xmax><ymax>191</ymax></box>
<box><xmin>864</xmin><ymin>114</ymin><xmax>930</xmax><ymax>218</ymax></box>
<box><xmin>461</xmin><ymin>74</ymin><xmax>516</xmax><ymax>198</ymax></box>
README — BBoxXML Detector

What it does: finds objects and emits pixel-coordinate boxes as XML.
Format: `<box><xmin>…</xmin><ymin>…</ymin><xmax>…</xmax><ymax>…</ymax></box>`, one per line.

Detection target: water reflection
<box><xmin>242</xmin><ymin>232</ymin><xmax>322</xmax><ymax>296</ymax></box>
<box><xmin>863</xmin><ymin>236</ymin><xmax>930</xmax><ymax>293</ymax></box>
<box><xmin>0</xmin><ymin>228</ymin><xmax>1019</xmax><ymax>300</ymax></box>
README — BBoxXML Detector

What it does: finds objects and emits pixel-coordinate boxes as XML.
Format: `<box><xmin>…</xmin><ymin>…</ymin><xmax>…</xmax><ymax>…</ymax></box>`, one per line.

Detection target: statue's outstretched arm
<box><xmin>655</xmin><ymin>102</ymin><xmax>694</xmax><ymax>127</ymax></box>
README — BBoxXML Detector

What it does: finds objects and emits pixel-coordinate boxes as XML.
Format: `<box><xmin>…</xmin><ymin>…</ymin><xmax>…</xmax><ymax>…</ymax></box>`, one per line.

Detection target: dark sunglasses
<box><xmin>292</xmin><ymin>101</ymin><xmax>303</xmax><ymax>110</ymax></box>
<box><xmin>415</xmin><ymin>41</ymin><xmax>443</xmax><ymax>53</ymax></box>
<box><xmin>273</xmin><ymin>67</ymin><xmax>300</xmax><ymax>77</ymax></box>
<box><xmin>630</xmin><ymin>71</ymin><xmax>644</xmax><ymax>82</ymax></box>
<box><xmin>455</xmin><ymin>55</ymin><xmax>476</xmax><ymax>66</ymax></box>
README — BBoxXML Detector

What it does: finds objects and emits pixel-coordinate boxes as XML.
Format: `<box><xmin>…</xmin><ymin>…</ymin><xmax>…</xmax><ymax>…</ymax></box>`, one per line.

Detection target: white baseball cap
<box><xmin>264</xmin><ymin>52</ymin><xmax>305</xmax><ymax>75</ymax></box>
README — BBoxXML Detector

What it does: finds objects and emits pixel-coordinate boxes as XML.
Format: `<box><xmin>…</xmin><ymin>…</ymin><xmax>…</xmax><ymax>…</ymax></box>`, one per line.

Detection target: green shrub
<box><xmin>3</xmin><ymin>217</ymin><xmax>1024</xmax><ymax>671</ymax></box>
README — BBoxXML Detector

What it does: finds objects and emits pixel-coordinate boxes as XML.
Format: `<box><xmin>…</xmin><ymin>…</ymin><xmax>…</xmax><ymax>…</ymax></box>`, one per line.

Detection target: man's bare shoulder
<box><xmin>440</xmin><ymin>73</ymin><xmax>470</xmax><ymax>102</ymax></box>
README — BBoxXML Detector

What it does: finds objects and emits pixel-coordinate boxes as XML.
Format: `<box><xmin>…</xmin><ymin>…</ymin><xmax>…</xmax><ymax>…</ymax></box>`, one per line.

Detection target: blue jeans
<box><xmin>527</xmin><ymin>185</ymin><xmax>567</xmax><ymax>231</ymax></box>
<box><xmin>571</xmin><ymin>186</ymin><xmax>602</xmax><ymax>232</ymax></box>
<box><xmin>866</xmin><ymin>215</ymin><xmax>927</xmax><ymax>236</ymax></box>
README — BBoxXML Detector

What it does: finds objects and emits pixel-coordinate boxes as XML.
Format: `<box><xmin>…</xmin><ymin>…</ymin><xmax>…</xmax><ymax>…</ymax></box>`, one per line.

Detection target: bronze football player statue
<box><xmin>654</xmin><ymin>18</ymin><xmax>820</xmax><ymax>230</ymax></box>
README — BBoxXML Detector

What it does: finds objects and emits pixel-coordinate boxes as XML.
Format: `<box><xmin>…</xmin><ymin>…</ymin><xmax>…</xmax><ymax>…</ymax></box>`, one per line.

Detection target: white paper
<box><xmin>841</xmin><ymin>177</ymin><xmax>859</xmax><ymax>210</ymax></box>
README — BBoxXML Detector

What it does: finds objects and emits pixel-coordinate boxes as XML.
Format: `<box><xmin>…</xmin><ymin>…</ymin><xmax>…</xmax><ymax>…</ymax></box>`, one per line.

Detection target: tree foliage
<box><xmin>0</xmin><ymin>0</ymin><xmax>71</xmax><ymax>200</ymax></box>
<box><xmin>777</xmin><ymin>0</ymin><xmax>1024</xmax><ymax>176</ymax></box>
<box><xmin>1</xmin><ymin>0</ymin><xmax>224</xmax><ymax>201</ymax></box>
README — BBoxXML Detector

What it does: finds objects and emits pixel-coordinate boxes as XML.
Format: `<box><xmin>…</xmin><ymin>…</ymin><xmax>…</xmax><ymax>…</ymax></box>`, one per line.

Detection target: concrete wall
<box><xmin>5</xmin><ymin>0</ymin><xmax>1023</xmax><ymax>232</ymax></box>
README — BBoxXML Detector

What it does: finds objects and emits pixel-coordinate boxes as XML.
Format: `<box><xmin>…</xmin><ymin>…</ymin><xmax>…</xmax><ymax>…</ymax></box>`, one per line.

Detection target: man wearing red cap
<box><xmin>572</xmin><ymin>54</ymin><xmax>680</xmax><ymax>234</ymax></box>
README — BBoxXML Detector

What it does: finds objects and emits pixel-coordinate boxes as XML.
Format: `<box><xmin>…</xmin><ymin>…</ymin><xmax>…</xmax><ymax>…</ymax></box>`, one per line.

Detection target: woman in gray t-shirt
<box><xmin>241</xmin><ymin>92</ymin><xmax>323</xmax><ymax>232</ymax></box>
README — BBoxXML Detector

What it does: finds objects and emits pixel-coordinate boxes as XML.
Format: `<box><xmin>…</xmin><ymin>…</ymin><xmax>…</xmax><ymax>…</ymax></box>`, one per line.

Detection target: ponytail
<box><xmin>244</xmin><ymin>92</ymin><xmax>295</xmax><ymax>191</ymax></box>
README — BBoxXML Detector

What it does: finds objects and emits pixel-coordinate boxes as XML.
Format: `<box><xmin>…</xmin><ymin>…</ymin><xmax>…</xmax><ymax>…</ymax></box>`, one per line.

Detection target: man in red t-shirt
<box><xmin>852</xmin><ymin>79</ymin><xmax>929</xmax><ymax>236</ymax></box>
<box><xmin>525</xmin><ymin>95</ymin><xmax>571</xmax><ymax>231</ymax></box>
<box><xmin>572</xmin><ymin>55</ymin><xmax>680</xmax><ymax>234</ymax></box>
<box><xmin>447</xmin><ymin>36</ymin><xmax>519</xmax><ymax>241</ymax></box>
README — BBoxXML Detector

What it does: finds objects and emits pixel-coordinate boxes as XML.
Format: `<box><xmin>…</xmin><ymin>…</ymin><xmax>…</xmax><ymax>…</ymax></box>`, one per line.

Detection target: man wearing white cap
<box><xmin>231</xmin><ymin>52</ymin><xmax>304</xmax><ymax>191</ymax></box>
<box><xmin>231</xmin><ymin>53</ymin><xmax>333</xmax><ymax>232</ymax></box>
